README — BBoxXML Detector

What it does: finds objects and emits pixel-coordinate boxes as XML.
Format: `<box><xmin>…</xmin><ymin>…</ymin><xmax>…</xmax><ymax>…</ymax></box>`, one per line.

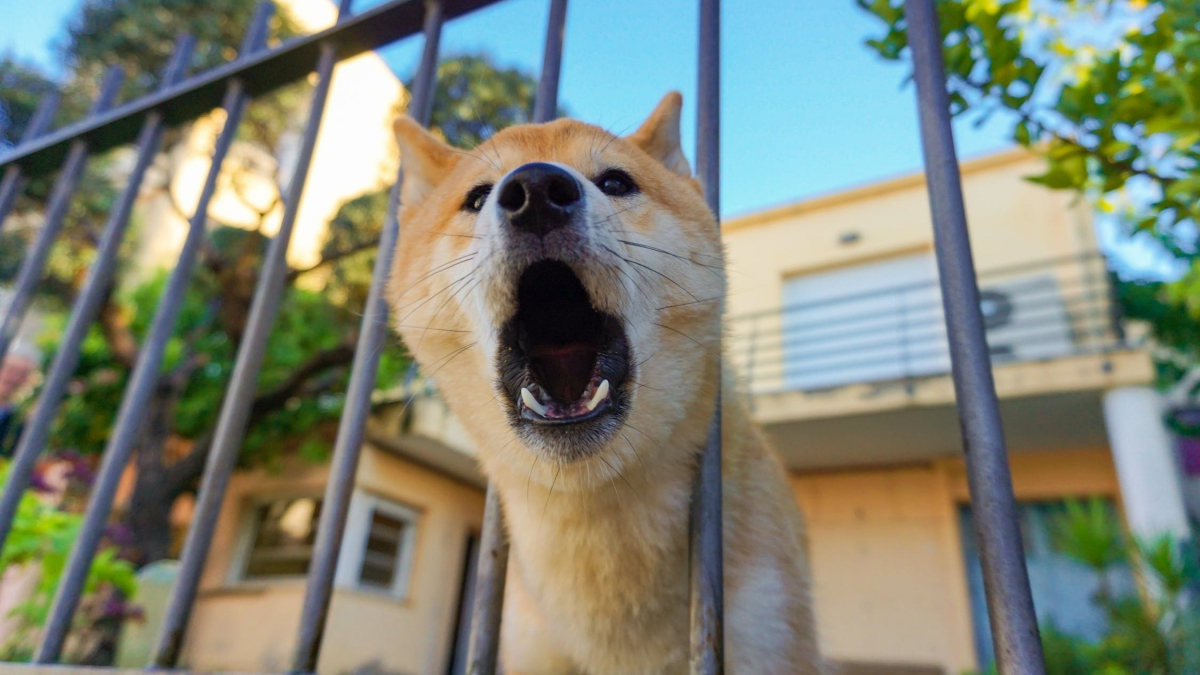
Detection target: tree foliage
<box><xmin>858</xmin><ymin>0</ymin><xmax>1200</xmax><ymax>323</ymax></box>
<box><xmin>2</xmin><ymin>1</ymin><xmax>543</xmax><ymax>569</ymax></box>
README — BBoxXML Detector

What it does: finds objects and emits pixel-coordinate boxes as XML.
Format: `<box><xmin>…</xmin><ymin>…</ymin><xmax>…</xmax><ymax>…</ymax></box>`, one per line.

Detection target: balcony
<box><xmin>727</xmin><ymin>253</ymin><xmax>1153</xmax><ymax>469</ymax></box>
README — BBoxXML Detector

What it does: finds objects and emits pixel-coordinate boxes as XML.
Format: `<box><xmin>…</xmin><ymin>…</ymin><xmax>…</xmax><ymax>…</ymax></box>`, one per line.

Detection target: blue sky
<box><xmin>3</xmin><ymin>0</ymin><xmax>1017</xmax><ymax>220</ymax></box>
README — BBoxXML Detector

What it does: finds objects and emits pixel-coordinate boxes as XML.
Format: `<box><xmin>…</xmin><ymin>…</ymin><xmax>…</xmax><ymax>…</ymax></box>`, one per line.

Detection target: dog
<box><xmin>387</xmin><ymin>92</ymin><xmax>824</xmax><ymax>674</ymax></box>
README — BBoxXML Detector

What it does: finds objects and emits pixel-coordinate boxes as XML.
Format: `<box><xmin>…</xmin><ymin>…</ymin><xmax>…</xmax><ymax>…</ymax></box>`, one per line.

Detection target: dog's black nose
<box><xmin>498</xmin><ymin>162</ymin><xmax>582</xmax><ymax>237</ymax></box>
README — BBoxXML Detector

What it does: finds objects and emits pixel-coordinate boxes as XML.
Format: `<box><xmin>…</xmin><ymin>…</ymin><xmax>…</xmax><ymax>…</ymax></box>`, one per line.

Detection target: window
<box><xmin>241</xmin><ymin>496</ymin><xmax>322</xmax><ymax>579</ymax></box>
<box><xmin>234</xmin><ymin>491</ymin><xmax>418</xmax><ymax>597</ymax></box>
<box><xmin>335</xmin><ymin>491</ymin><xmax>419</xmax><ymax>598</ymax></box>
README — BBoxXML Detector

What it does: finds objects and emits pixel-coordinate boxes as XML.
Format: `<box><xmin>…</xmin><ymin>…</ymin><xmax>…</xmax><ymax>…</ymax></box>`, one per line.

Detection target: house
<box><xmin>152</xmin><ymin>146</ymin><xmax>1194</xmax><ymax>675</ymax></box>
<box><xmin>721</xmin><ymin>147</ymin><xmax>1189</xmax><ymax>673</ymax></box>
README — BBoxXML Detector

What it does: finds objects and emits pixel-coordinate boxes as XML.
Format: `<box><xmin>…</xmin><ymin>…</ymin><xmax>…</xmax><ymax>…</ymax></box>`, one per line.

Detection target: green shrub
<box><xmin>0</xmin><ymin>459</ymin><xmax>138</xmax><ymax>663</ymax></box>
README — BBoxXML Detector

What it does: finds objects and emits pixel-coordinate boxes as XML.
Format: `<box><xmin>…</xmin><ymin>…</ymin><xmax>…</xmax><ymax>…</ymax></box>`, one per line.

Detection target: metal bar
<box><xmin>0</xmin><ymin>67</ymin><xmax>124</xmax><ymax>365</ymax></box>
<box><xmin>0</xmin><ymin>92</ymin><xmax>61</xmax><ymax>232</ymax></box>
<box><xmin>5</xmin><ymin>3</ymin><xmax>267</xmax><ymax>665</ymax></box>
<box><xmin>532</xmin><ymin>0</ymin><xmax>568</xmax><ymax>123</ymax></box>
<box><xmin>0</xmin><ymin>0</ymin><xmax>506</xmax><ymax>177</ymax></box>
<box><xmin>289</xmin><ymin>2</ymin><xmax>443</xmax><ymax>671</ymax></box>
<box><xmin>28</xmin><ymin>35</ymin><xmax>198</xmax><ymax>665</ymax></box>
<box><xmin>466</xmin><ymin>484</ymin><xmax>509</xmax><ymax>675</ymax></box>
<box><xmin>0</xmin><ymin>72</ymin><xmax>126</xmax><ymax>550</ymax></box>
<box><xmin>904</xmin><ymin>2</ymin><xmax>1046</xmax><ymax>674</ymax></box>
<box><xmin>464</xmin><ymin>4</ymin><xmax>570</xmax><ymax>672</ymax></box>
<box><xmin>690</xmin><ymin>0</ymin><xmax>723</xmax><ymax>672</ymax></box>
<box><xmin>150</xmin><ymin>0</ymin><xmax>365</xmax><ymax>664</ymax></box>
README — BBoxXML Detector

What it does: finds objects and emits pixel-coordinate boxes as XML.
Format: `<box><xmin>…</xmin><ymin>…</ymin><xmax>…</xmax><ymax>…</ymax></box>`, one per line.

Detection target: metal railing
<box><xmin>0</xmin><ymin>1</ymin><xmax>1049</xmax><ymax>674</ymax></box>
<box><xmin>731</xmin><ymin>253</ymin><xmax>1127</xmax><ymax>397</ymax></box>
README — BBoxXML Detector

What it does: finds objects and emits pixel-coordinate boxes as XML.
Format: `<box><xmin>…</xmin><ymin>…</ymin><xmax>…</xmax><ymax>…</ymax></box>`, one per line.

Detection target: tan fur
<box><xmin>386</xmin><ymin>93</ymin><xmax>824</xmax><ymax>674</ymax></box>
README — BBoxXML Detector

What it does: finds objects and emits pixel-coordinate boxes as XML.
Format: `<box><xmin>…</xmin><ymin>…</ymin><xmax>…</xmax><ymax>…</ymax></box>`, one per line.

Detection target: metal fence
<box><xmin>731</xmin><ymin>253</ymin><xmax>1126</xmax><ymax>397</ymax></box>
<box><xmin>0</xmin><ymin>0</ymin><xmax>1048</xmax><ymax>674</ymax></box>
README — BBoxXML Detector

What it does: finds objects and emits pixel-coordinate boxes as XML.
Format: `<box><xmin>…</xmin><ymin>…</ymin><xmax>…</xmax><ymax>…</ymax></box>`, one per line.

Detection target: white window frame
<box><xmin>334</xmin><ymin>489</ymin><xmax>420</xmax><ymax>600</ymax></box>
<box><xmin>229</xmin><ymin>491</ymin><xmax>324</xmax><ymax>586</ymax></box>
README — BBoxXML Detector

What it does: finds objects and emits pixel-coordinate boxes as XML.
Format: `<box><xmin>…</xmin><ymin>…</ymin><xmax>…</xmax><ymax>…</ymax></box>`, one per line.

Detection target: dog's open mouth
<box><xmin>498</xmin><ymin>260</ymin><xmax>630</xmax><ymax>429</ymax></box>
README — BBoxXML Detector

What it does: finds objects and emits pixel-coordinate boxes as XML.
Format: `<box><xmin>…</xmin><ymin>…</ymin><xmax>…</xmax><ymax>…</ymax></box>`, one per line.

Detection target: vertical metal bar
<box><xmin>903</xmin><ymin>2</ymin><xmax>1046</xmax><ymax>674</ymax></box>
<box><xmin>150</xmin><ymin>0</ymin><xmax>361</xmax><ymax>664</ymax></box>
<box><xmin>3</xmin><ymin>3</ymin><xmax>267</xmax><ymax>664</ymax></box>
<box><xmin>466</xmin><ymin>484</ymin><xmax>509</xmax><ymax>675</ymax></box>
<box><xmin>691</xmin><ymin>0</ymin><xmax>723</xmax><ymax>673</ymax></box>
<box><xmin>0</xmin><ymin>70</ymin><xmax>125</xmax><ymax>550</ymax></box>
<box><xmin>532</xmin><ymin>0</ymin><xmax>568</xmax><ymax>124</ymax></box>
<box><xmin>28</xmin><ymin>35</ymin><xmax>197</xmax><ymax>665</ymax></box>
<box><xmin>0</xmin><ymin>67</ymin><xmax>125</xmax><ymax>365</ymax></box>
<box><xmin>0</xmin><ymin>92</ymin><xmax>61</xmax><ymax>232</ymax></box>
<box><xmin>466</xmin><ymin>4</ymin><xmax>569</xmax><ymax>673</ymax></box>
<box><xmin>289</xmin><ymin>2</ymin><xmax>442</xmax><ymax>672</ymax></box>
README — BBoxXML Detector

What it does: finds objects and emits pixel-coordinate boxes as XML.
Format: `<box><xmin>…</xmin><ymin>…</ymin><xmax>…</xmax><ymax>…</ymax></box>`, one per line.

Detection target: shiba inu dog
<box><xmin>387</xmin><ymin>92</ymin><xmax>824</xmax><ymax>674</ymax></box>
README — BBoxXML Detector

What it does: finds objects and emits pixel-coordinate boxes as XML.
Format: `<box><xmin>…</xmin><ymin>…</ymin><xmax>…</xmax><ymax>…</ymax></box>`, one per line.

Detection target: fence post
<box><xmin>150</xmin><ymin>0</ymin><xmax>368</xmax><ymax>663</ymax></box>
<box><xmin>0</xmin><ymin>92</ymin><xmax>61</xmax><ymax>232</ymax></box>
<box><xmin>690</xmin><ymin>0</ymin><xmax>723</xmax><ymax>673</ymax></box>
<box><xmin>0</xmin><ymin>67</ymin><xmax>126</xmax><ymax>552</ymax></box>
<box><xmin>30</xmin><ymin>34</ymin><xmax>199</xmax><ymax>664</ymax></box>
<box><xmin>288</xmin><ymin>2</ymin><xmax>443</xmax><ymax>671</ymax></box>
<box><xmin>904</xmin><ymin>1</ymin><xmax>1046</xmax><ymax>674</ymax></box>
<box><xmin>0</xmin><ymin>67</ymin><xmax>125</xmax><ymax>365</ymax></box>
<box><xmin>465</xmin><ymin>3</ymin><xmax>569</xmax><ymax>673</ymax></box>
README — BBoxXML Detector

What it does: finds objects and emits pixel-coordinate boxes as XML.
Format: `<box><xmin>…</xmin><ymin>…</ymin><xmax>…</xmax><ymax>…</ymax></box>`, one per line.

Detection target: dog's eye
<box><xmin>462</xmin><ymin>183</ymin><xmax>493</xmax><ymax>212</ymax></box>
<box><xmin>595</xmin><ymin>170</ymin><xmax>638</xmax><ymax>197</ymax></box>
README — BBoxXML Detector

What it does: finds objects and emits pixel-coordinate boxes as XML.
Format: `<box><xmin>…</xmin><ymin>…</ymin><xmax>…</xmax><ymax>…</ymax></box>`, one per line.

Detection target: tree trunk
<box><xmin>126</xmin><ymin>389</ymin><xmax>181</xmax><ymax>568</ymax></box>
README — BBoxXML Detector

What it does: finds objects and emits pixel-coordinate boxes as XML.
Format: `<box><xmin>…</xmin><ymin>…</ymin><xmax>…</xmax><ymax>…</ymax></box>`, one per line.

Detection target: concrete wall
<box><xmin>793</xmin><ymin>448</ymin><xmax>1121</xmax><ymax>674</ymax></box>
<box><xmin>182</xmin><ymin>447</ymin><xmax>485</xmax><ymax>675</ymax></box>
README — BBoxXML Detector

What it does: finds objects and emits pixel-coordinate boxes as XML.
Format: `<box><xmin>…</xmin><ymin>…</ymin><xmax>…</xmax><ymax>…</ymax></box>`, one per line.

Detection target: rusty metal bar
<box><xmin>0</xmin><ymin>0</ymin><xmax>503</xmax><ymax>178</ymax></box>
<box><xmin>0</xmin><ymin>67</ymin><xmax>124</xmax><ymax>365</ymax></box>
<box><xmin>28</xmin><ymin>35</ymin><xmax>198</xmax><ymax>664</ymax></box>
<box><xmin>904</xmin><ymin>1</ymin><xmax>1046</xmax><ymax>674</ymax></box>
<box><xmin>690</xmin><ymin>0</ymin><xmax>723</xmax><ymax>672</ymax></box>
<box><xmin>465</xmin><ymin>3</ymin><xmax>569</xmax><ymax>672</ymax></box>
<box><xmin>288</xmin><ymin>2</ymin><xmax>444</xmax><ymax>672</ymax></box>
<box><xmin>149</xmin><ymin>0</ymin><xmax>361</xmax><ymax>664</ymax></box>
<box><xmin>0</xmin><ymin>92</ymin><xmax>61</xmax><ymax>232</ymax></box>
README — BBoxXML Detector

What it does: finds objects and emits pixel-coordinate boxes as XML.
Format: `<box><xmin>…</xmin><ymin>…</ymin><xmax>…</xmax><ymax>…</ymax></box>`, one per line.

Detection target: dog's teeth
<box><xmin>585</xmin><ymin>379</ymin><xmax>610</xmax><ymax>412</ymax></box>
<box><xmin>521</xmin><ymin>388</ymin><xmax>548</xmax><ymax>416</ymax></box>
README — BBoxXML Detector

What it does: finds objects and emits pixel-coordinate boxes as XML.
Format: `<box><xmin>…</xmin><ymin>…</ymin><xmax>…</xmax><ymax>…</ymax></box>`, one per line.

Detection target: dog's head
<box><xmin>387</xmin><ymin>92</ymin><xmax>723</xmax><ymax>485</ymax></box>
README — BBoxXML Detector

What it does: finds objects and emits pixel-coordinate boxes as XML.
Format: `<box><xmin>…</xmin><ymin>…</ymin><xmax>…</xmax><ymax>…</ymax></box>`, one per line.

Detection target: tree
<box><xmin>2</xmin><ymin>11</ymin><xmax>544</xmax><ymax>566</ymax></box>
<box><xmin>858</xmin><ymin>0</ymin><xmax>1200</xmax><ymax>374</ymax></box>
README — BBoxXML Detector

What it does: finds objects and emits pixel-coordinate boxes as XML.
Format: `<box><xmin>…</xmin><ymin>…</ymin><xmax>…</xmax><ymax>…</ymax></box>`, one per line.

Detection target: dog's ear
<box><xmin>393</xmin><ymin>116</ymin><xmax>458</xmax><ymax>206</ymax></box>
<box><xmin>626</xmin><ymin>91</ymin><xmax>691</xmax><ymax>177</ymax></box>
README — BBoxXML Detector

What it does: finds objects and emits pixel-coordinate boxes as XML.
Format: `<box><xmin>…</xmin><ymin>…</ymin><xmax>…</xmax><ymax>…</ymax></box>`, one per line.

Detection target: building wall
<box><xmin>182</xmin><ymin>446</ymin><xmax>485</xmax><ymax>675</ymax></box>
<box><xmin>793</xmin><ymin>447</ymin><xmax>1121</xmax><ymax>674</ymax></box>
<box><xmin>722</xmin><ymin>149</ymin><xmax>1096</xmax><ymax>321</ymax></box>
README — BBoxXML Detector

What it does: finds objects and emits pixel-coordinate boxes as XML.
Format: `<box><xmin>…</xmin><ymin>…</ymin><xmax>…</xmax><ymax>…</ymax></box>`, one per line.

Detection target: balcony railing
<box><xmin>729</xmin><ymin>253</ymin><xmax>1127</xmax><ymax>397</ymax></box>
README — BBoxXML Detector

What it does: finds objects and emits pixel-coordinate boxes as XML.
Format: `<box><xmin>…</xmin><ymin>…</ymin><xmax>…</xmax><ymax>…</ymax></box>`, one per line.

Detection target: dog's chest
<box><xmin>510</xmin><ymin>497</ymin><xmax>692</xmax><ymax>672</ymax></box>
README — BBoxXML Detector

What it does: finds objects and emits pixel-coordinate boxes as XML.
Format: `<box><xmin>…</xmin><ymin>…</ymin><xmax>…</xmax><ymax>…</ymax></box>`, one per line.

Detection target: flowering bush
<box><xmin>0</xmin><ymin>456</ymin><xmax>139</xmax><ymax>663</ymax></box>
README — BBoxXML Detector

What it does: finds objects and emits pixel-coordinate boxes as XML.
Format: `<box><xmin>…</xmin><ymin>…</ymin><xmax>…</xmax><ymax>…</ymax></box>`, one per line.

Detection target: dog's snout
<box><xmin>498</xmin><ymin>163</ymin><xmax>582</xmax><ymax>237</ymax></box>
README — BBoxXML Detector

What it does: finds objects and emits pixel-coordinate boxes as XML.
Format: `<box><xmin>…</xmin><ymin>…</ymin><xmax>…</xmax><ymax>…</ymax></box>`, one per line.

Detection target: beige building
<box><xmin>156</xmin><ymin>148</ymin><xmax>1191</xmax><ymax>675</ymax></box>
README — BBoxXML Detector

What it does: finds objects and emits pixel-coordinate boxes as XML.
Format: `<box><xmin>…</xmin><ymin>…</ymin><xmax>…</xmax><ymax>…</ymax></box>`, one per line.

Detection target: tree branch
<box><xmin>251</xmin><ymin>341</ymin><xmax>357</xmax><ymax>416</ymax></box>
<box><xmin>162</xmin><ymin>341</ymin><xmax>358</xmax><ymax>493</ymax></box>
<box><xmin>97</xmin><ymin>289</ymin><xmax>140</xmax><ymax>369</ymax></box>
<box><xmin>287</xmin><ymin>237</ymin><xmax>381</xmax><ymax>281</ymax></box>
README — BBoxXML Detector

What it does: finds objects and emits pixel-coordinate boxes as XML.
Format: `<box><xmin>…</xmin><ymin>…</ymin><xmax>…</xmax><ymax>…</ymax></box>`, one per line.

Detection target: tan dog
<box><xmin>387</xmin><ymin>93</ymin><xmax>824</xmax><ymax>675</ymax></box>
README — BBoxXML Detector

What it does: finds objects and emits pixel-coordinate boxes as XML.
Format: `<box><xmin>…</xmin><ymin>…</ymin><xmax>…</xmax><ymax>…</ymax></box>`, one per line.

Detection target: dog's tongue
<box><xmin>529</xmin><ymin>342</ymin><xmax>595</xmax><ymax>402</ymax></box>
